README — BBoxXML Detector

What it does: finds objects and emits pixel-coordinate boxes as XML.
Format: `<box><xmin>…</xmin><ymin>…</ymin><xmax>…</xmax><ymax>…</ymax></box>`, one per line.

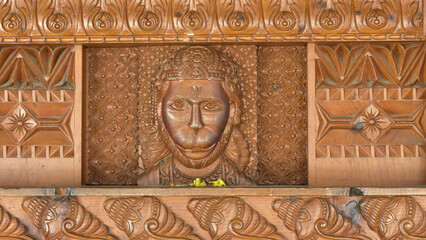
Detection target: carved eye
<box><xmin>168</xmin><ymin>99</ymin><xmax>189</xmax><ymax>111</ymax></box>
<box><xmin>202</xmin><ymin>101</ymin><xmax>223</xmax><ymax>112</ymax></box>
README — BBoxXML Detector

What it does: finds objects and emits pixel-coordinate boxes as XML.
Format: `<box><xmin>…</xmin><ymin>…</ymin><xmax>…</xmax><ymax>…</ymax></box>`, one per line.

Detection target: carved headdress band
<box><xmin>163</xmin><ymin>46</ymin><xmax>229</xmax><ymax>81</ymax></box>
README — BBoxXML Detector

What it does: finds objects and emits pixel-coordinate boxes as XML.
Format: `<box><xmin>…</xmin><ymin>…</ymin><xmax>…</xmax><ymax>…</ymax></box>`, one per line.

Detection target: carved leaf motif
<box><xmin>37</xmin><ymin>0</ymin><xmax>78</xmax><ymax>35</ymax></box>
<box><xmin>315</xmin><ymin>43</ymin><xmax>425</xmax><ymax>88</ymax></box>
<box><xmin>0</xmin><ymin>205</ymin><xmax>32</xmax><ymax>239</ymax></box>
<box><xmin>127</xmin><ymin>0</ymin><xmax>168</xmax><ymax>34</ymax></box>
<box><xmin>104</xmin><ymin>197</ymin><xmax>200</xmax><ymax>240</ymax></box>
<box><xmin>310</xmin><ymin>0</ymin><xmax>351</xmax><ymax>33</ymax></box>
<box><xmin>272</xmin><ymin>197</ymin><xmax>369</xmax><ymax>240</ymax></box>
<box><xmin>188</xmin><ymin>197</ymin><xmax>286</xmax><ymax>239</ymax></box>
<box><xmin>262</xmin><ymin>0</ymin><xmax>306</xmax><ymax>33</ymax></box>
<box><xmin>0</xmin><ymin>0</ymin><xmax>32</xmax><ymax>35</ymax></box>
<box><xmin>0</xmin><ymin>46</ymin><xmax>75</xmax><ymax>90</ymax></box>
<box><xmin>216</xmin><ymin>0</ymin><xmax>259</xmax><ymax>34</ymax></box>
<box><xmin>22</xmin><ymin>196</ymin><xmax>117</xmax><ymax>240</ymax></box>
<box><xmin>359</xmin><ymin>196</ymin><xmax>426</xmax><ymax>239</ymax></box>
<box><xmin>401</xmin><ymin>0</ymin><xmax>423</xmax><ymax>32</ymax></box>
<box><xmin>355</xmin><ymin>0</ymin><xmax>398</xmax><ymax>33</ymax></box>
<box><xmin>173</xmin><ymin>0</ymin><xmax>214</xmax><ymax>34</ymax></box>
<box><xmin>83</xmin><ymin>0</ymin><xmax>125</xmax><ymax>35</ymax></box>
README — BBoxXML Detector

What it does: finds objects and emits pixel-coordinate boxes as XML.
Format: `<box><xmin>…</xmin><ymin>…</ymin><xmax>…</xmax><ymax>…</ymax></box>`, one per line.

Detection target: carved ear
<box><xmin>223</xmin><ymin>128</ymin><xmax>250</xmax><ymax>172</ymax></box>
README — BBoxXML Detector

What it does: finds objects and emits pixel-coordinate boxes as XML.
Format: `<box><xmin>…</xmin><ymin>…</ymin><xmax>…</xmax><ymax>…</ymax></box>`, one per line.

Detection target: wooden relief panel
<box><xmin>87</xmin><ymin>48</ymin><xmax>140</xmax><ymax>185</ymax></box>
<box><xmin>0</xmin><ymin>0</ymin><xmax>423</xmax><ymax>44</ymax></box>
<box><xmin>0</xmin><ymin>46</ymin><xmax>80</xmax><ymax>186</ymax></box>
<box><xmin>313</xmin><ymin>43</ymin><xmax>426</xmax><ymax>186</ymax></box>
<box><xmin>87</xmin><ymin>45</ymin><xmax>263</xmax><ymax>185</ymax></box>
<box><xmin>0</xmin><ymin>188</ymin><xmax>424</xmax><ymax>239</ymax></box>
<box><xmin>258</xmin><ymin>46</ymin><xmax>307</xmax><ymax>185</ymax></box>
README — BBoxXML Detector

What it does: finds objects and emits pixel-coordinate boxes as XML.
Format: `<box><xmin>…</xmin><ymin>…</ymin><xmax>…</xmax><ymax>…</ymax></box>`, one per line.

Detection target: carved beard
<box><xmin>159</xmin><ymin>119</ymin><xmax>234</xmax><ymax>169</ymax></box>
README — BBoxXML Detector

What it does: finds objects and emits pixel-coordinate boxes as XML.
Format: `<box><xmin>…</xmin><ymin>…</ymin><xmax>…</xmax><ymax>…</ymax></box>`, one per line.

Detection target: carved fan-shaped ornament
<box><xmin>272</xmin><ymin>197</ymin><xmax>369</xmax><ymax>239</ymax></box>
<box><xmin>188</xmin><ymin>197</ymin><xmax>285</xmax><ymax>239</ymax></box>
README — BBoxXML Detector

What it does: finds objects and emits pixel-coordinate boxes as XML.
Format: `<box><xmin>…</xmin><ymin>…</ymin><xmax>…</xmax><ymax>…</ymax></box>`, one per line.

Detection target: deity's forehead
<box><xmin>163</xmin><ymin>46</ymin><xmax>230</xmax><ymax>81</ymax></box>
<box><xmin>163</xmin><ymin>80</ymin><xmax>229</xmax><ymax>101</ymax></box>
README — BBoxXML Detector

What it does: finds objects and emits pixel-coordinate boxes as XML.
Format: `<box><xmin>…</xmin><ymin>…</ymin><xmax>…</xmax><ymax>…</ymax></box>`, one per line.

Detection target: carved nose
<box><xmin>189</xmin><ymin>104</ymin><xmax>204</xmax><ymax>129</ymax></box>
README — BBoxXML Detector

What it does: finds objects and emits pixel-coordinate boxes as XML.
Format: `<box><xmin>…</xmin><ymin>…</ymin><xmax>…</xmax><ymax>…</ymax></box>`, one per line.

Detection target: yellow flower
<box><xmin>209</xmin><ymin>178</ymin><xmax>226</xmax><ymax>187</ymax></box>
<box><xmin>189</xmin><ymin>178</ymin><xmax>206</xmax><ymax>187</ymax></box>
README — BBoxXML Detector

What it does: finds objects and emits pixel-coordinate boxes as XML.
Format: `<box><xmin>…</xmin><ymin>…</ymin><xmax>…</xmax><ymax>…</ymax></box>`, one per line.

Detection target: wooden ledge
<box><xmin>0</xmin><ymin>186</ymin><xmax>424</xmax><ymax>197</ymax></box>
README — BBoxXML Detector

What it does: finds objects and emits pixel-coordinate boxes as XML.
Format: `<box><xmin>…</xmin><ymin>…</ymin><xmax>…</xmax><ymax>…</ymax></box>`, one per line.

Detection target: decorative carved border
<box><xmin>0</xmin><ymin>188</ymin><xmax>424</xmax><ymax>239</ymax></box>
<box><xmin>0</xmin><ymin>0</ymin><xmax>423</xmax><ymax>44</ymax></box>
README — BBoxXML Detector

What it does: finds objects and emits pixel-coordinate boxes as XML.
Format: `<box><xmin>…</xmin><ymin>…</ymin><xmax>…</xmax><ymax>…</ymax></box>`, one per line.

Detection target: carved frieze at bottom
<box><xmin>188</xmin><ymin>197</ymin><xmax>285</xmax><ymax>239</ymax></box>
<box><xmin>0</xmin><ymin>191</ymin><xmax>426</xmax><ymax>240</ymax></box>
<box><xmin>104</xmin><ymin>197</ymin><xmax>200</xmax><ymax>239</ymax></box>
<box><xmin>0</xmin><ymin>188</ymin><xmax>423</xmax><ymax>239</ymax></box>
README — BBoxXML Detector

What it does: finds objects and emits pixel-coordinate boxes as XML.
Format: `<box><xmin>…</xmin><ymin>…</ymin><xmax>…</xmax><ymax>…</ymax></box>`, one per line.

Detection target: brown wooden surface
<box><xmin>0</xmin><ymin>0</ymin><xmax>423</xmax><ymax>187</ymax></box>
<box><xmin>0</xmin><ymin>45</ymin><xmax>81</xmax><ymax>186</ymax></box>
<box><xmin>0</xmin><ymin>187</ymin><xmax>424</xmax><ymax>239</ymax></box>
<box><xmin>311</xmin><ymin>43</ymin><xmax>426</xmax><ymax>186</ymax></box>
<box><xmin>0</xmin><ymin>0</ymin><xmax>423</xmax><ymax>44</ymax></box>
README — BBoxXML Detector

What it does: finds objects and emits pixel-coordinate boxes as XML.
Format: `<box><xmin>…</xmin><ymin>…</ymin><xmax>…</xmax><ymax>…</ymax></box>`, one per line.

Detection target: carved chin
<box><xmin>160</xmin><ymin>122</ymin><xmax>233</xmax><ymax>169</ymax></box>
<box><xmin>176</xmin><ymin>143</ymin><xmax>217</xmax><ymax>160</ymax></box>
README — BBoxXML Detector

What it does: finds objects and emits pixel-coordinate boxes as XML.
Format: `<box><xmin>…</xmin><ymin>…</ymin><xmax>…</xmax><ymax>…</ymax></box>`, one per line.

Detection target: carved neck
<box><xmin>173</xmin><ymin>155</ymin><xmax>223</xmax><ymax>177</ymax></box>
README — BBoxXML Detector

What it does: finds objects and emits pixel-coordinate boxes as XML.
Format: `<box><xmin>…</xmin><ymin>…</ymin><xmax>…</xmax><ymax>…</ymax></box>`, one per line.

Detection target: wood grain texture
<box><xmin>312</xmin><ymin>42</ymin><xmax>426</xmax><ymax>186</ymax></box>
<box><xmin>0</xmin><ymin>46</ymin><xmax>79</xmax><ymax>186</ymax></box>
<box><xmin>0</xmin><ymin>0</ymin><xmax>423</xmax><ymax>44</ymax></box>
<box><xmin>0</xmin><ymin>188</ymin><xmax>423</xmax><ymax>239</ymax></box>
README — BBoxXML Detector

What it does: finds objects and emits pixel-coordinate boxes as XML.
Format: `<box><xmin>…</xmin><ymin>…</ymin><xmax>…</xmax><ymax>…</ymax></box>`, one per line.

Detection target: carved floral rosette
<box><xmin>272</xmin><ymin>197</ymin><xmax>369</xmax><ymax>239</ymax></box>
<box><xmin>188</xmin><ymin>196</ymin><xmax>285</xmax><ymax>239</ymax></box>
<box><xmin>104</xmin><ymin>197</ymin><xmax>200</xmax><ymax>239</ymax></box>
<box><xmin>359</xmin><ymin>196</ymin><xmax>426</xmax><ymax>239</ymax></box>
<box><xmin>22</xmin><ymin>196</ymin><xmax>117</xmax><ymax>239</ymax></box>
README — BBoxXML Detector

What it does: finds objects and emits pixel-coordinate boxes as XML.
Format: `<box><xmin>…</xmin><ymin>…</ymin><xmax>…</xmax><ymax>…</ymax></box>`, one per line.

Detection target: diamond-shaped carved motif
<box><xmin>1</xmin><ymin>104</ymin><xmax>39</xmax><ymax>143</ymax></box>
<box><xmin>354</xmin><ymin>104</ymin><xmax>392</xmax><ymax>142</ymax></box>
<box><xmin>258</xmin><ymin>46</ymin><xmax>307</xmax><ymax>184</ymax></box>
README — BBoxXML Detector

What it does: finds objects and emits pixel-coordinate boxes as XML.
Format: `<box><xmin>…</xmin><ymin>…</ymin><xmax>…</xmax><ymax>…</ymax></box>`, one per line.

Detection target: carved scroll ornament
<box><xmin>104</xmin><ymin>197</ymin><xmax>200</xmax><ymax>239</ymax></box>
<box><xmin>359</xmin><ymin>196</ymin><xmax>426</xmax><ymax>239</ymax></box>
<box><xmin>0</xmin><ymin>205</ymin><xmax>32</xmax><ymax>239</ymax></box>
<box><xmin>22</xmin><ymin>196</ymin><xmax>117</xmax><ymax>239</ymax></box>
<box><xmin>188</xmin><ymin>197</ymin><xmax>286</xmax><ymax>239</ymax></box>
<box><xmin>272</xmin><ymin>197</ymin><xmax>369</xmax><ymax>239</ymax></box>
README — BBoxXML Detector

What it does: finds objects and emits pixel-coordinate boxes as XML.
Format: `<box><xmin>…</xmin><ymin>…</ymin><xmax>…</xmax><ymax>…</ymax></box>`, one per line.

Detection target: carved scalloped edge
<box><xmin>22</xmin><ymin>196</ymin><xmax>117</xmax><ymax>240</ymax></box>
<box><xmin>104</xmin><ymin>197</ymin><xmax>200</xmax><ymax>240</ymax></box>
<box><xmin>359</xmin><ymin>196</ymin><xmax>426</xmax><ymax>239</ymax></box>
<box><xmin>0</xmin><ymin>34</ymin><xmax>424</xmax><ymax>44</ymax></box>
<box><xmin>188</xmin><ymin>197</ymin><xmax>286</xmax><ymax>240</ymax></box>
<box><xmin>272</xmin><ymin>197</ymin><xmax>370</xmax><ymax>240</ymax></box>
<box><xmin>0</xmin><ymin>205</ymin><xmax>32</xmax><ymax>240</ymax></box>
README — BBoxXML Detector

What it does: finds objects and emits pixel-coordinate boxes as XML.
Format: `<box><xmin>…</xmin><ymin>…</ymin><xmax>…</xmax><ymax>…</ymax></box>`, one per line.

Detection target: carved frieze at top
<box><xmin>0</xmin><ymin>0</ymin><xmax>423</xmax><ymax>44</ymax></box>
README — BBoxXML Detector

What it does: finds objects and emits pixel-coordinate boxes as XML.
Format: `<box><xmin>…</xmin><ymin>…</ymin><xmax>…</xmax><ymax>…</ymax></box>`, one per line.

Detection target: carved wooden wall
<box><xmin>0</xmin><ymin>0</ymin><xmax>423</xmax><ymax>44</ymax></box>
<box><xmin>311</xmin><ymin>43</ymin><xmax>426</xmax><ymax>186</ymax></box>
<box><xmin>0</xmin><ymin>188</ymin><xmax>424</xmax><ymax>239</ymax></box>
<box><xmin>0</xmin><ymin>1</ymin><xmax>422</xmax><ymax>186</ymax></box>
<box><xmin>86</xmin><ymin>45</ymin><xmax>308</xmax><ymax>185</ymax></box>
<box><xmin>0</xmin><ymin>45</ymin><xmax>81</xmax><ymax>186</ymax></box>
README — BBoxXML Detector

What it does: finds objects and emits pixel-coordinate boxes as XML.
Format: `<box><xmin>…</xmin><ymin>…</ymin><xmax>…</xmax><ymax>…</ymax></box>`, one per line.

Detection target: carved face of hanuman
<box><xmin>161</xmin><ymin>80</ymin><xmax>231</xmax><ymax>161</ymax></box>
<box><xmin>153</xmin><ymin>46</ymin><xmax>250</xmax><ymax>172</ymax></box>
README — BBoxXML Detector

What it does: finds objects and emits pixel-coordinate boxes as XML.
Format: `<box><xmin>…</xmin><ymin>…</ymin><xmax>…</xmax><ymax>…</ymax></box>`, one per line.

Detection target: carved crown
<box><xmin>163</xmin><ymin>46</ymin><xmax>231</xmax><ymax>81</ymax></box>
